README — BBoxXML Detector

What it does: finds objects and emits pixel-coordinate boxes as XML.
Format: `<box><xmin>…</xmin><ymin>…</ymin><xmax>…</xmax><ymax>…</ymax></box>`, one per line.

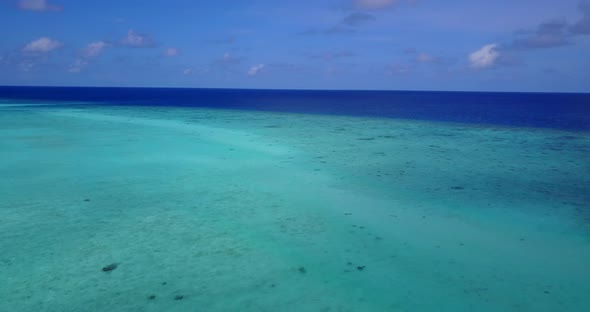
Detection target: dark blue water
<box><xmin>1</xmin><ymin>86</ymin><xmax>589</xmax><ymax>131</ymax></box>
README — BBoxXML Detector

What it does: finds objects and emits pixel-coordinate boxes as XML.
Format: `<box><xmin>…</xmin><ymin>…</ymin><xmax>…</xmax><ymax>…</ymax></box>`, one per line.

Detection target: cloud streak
<box><xmin>508</xmin><ymin>3</ymin><xmax>590</xmax><ymax>50</ymax></box>
<box><xmin>83</xmin><ymin>41</ymin><xmax>108</xmax><ymax>58</ymax></box>
<box><xmin>468</xmin><ymin>2</ymin><xmax>590</xmax><ymax>70</ymax></box>
<box><xmin>306</xmin><ymin>51</ymin><xmax>357</xmax><ymax>61</ymax></box>
<box><xmin>511</xmin><ymin>20</ymin><xmax>572</xmax><ymax>49</ymax></box>
<box><xmin>162</xmin><ymin>48</ymin><xmax>179</xmax><ymax>57</ymax></box>
<box><xmin>215</xmin><ymin>52</ymin><xmax>243</xmax><ymax>65</ymax></box>
<box><xmin>416</xmin><ymin>53</ymin><xmax>436</xmax><ymax>63</ymax></box>
<box><xmin>300</xmin><ymin>11</ymin><xmax>376</xmax><ymax>36</ymax></box>
<box><xmin>354</xmin><ymin>0</ymin><xmax>398</xmax><ymax>10</ymax></box>
<box><xmin>121</xmin><ymin>30</ymin><xmax>156</xmax><ymax>48</ymax></box>
<box><xmin>205</xmin><ymin>37</ymin><xmax>236</xmax><ymax>45</ymax></box>
<box><xmin>68</xmin><ymin>59</ymin><xmax>87</xmax><ymax>73</ymax></box>
<box><xmin>385</xmin><ymin>62</ymin><xmax>415</xmax><ymax>75</ymax></box>
<box><xmin>341</xmin><ymin>12</ymin><xmax>376</xmax><ymax>27</ymax></box>
<box><xmin>571</xmin><ymin>1</ymin><xmax>590</xmax><ymax>34</ymax></box>
<box><xmin>17</xmin><ymin>0</ymin><xmax>62</xmax><ymax>12</ymax></box>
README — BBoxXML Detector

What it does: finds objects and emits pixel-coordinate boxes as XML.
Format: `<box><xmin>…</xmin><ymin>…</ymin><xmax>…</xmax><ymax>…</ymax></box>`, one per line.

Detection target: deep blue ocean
<box><xmin>1</xmin><ymin>86</ymin><xmax>589</xmax><ymax>130</ymax></box>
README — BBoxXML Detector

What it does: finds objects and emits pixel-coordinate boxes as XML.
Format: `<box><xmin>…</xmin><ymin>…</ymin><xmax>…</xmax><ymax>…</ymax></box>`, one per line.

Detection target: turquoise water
<box><xmin>1</xmin><ymin>104</ymin><xmax>589</xmax><ymax>311</ymax></box>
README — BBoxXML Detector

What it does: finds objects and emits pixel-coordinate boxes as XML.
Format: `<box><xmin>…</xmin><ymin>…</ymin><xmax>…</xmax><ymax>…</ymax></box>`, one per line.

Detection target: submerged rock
<box><xmin>101</xmin><ymin>263</ymin><xmax>118</xmax><ymax>272</ymax></box>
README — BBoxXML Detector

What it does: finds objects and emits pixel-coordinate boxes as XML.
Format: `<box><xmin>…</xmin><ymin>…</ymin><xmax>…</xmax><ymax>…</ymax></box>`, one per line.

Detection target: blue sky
<box><xmin>0</xmin><ymin>0</ymin><xmax>589</xmax><ymax>92</ymax></box>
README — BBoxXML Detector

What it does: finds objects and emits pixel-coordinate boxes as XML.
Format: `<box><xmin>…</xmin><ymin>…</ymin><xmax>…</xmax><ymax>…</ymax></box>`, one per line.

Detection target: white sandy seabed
<box><xmin>1</xmin><ymin>104</ymin><xmax>589</xmax><ymax>312</ymax></box>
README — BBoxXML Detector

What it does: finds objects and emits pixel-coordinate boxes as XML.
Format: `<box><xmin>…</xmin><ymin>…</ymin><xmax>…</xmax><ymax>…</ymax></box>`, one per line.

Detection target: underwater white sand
<box><xmin>1</xmin><ymin>105</ymin><xmax>589</xmax><ymax>311</ymax></box>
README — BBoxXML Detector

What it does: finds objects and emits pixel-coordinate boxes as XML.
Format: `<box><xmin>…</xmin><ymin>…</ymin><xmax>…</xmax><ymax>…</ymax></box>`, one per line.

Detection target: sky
<box><xmin>0</xmin><ymin>0</ymin><xmax>589</xmax><ymax>92</ymax></box>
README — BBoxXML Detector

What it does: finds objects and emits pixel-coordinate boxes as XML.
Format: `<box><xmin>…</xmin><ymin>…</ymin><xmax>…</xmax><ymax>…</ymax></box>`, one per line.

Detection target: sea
<box><xmin>1</xmin><ymin>86</ymin><xmax>589</xmax><ymax>312</ymax></box>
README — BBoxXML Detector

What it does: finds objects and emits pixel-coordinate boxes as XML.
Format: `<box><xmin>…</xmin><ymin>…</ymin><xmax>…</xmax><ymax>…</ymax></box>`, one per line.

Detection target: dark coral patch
<box><xmin>101</xmin><ymin>263</ymin><xmax>118</xmax><ymax>272</ymax></box>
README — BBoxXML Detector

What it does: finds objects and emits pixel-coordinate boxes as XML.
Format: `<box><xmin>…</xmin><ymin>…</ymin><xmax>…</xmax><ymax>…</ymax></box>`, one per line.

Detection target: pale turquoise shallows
<box><xmin>1</xmin><ymin>105</ymin><xmax>589</xmax><ymax>312</ymax></box>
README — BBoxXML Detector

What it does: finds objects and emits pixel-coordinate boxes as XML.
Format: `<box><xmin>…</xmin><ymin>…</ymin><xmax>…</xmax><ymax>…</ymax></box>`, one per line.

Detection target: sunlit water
<box><xmin>1</xmin><ymin>103</ymin><xmax>589</xmax><ymax>311</ymax></box>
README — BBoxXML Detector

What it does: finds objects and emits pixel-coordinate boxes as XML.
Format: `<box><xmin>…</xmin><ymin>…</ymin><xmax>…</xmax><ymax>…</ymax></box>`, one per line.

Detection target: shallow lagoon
<box><xmin>1</xmin><ymin>104</ymin><xmax>589</xmax><ymax>311</ymax></box>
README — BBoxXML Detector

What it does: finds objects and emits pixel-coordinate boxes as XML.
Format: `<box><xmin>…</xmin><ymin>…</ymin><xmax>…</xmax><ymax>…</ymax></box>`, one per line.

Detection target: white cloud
<box><xmin>68</xmin><ymin>59</ymin><xmax>87</xmax><ymax>73</ymax></box>
<box><xmin>22</xmin><ymin>37</ymin><xmax>62</xmax><ymax>53</ymax></box>
<box><xmin>163</xmin><ymin>48</ymin><xmax>179</xmax><ymax>57</ymax></box>
<box><xmin>353</xmin><ymin>0</ymin><xmax>417</xmax><ymax>10</ymax></box>
<box><xmin>216</xmin><ymin>52</ymin><xmax>242</xmax><ymax>65</ymax></box>
<box><xmin>183</xmin><ymin>68</ymin><xmax>193</xmax><ymax>75</ymax></box>
<box><xmin>121</xmin><ymin>30</ymin><xmax>154</xmax><ymax>47</ymax></box>
<box><xmin>83</xmin><ymin>41</ymin><xmax>107</xmax><ymax>58</ymax></box>
<box><xmin>385</xmin><ymin>63</ymin><xmax>414</xmax><ymax>74</ymax></box>
<box><xmin>469</xmin><ymin>44</ymin><xmax>499</xmax><ymax>69</ymax></box>
<box><xmin>248</xmin><ymin>64</ymin><xmax>265</xmax><ymax>76</ymax></box>
<box><xmin>354</xmin><ymin>0</ymin><xmax>397</xmax><ymax>10</ymax></box>
<box><xmin>19</xmin><ymin>60</ymin><xmax>35</xmax><ymax>72</ymax></box>
<box><xmin>18</xmin><ymin>0</ymin><xmax>61</xmax><ymax>11</ymax></box>
<box><xmin>416</xmin><ymin>52</ymin><xmax>435</xmax><ymax>62</ymax></box>
<box><xmin>307</xmin><ymin>51</ymin><xmax>356</xmax><ymax>61</ymax></box>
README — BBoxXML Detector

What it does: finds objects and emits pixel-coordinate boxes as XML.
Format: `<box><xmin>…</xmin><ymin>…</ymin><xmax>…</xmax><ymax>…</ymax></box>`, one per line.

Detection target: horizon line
<box><xmin>0</xmin><ymin>85</ymin><xmax>588</xmax><ymax>95</ymax></box>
